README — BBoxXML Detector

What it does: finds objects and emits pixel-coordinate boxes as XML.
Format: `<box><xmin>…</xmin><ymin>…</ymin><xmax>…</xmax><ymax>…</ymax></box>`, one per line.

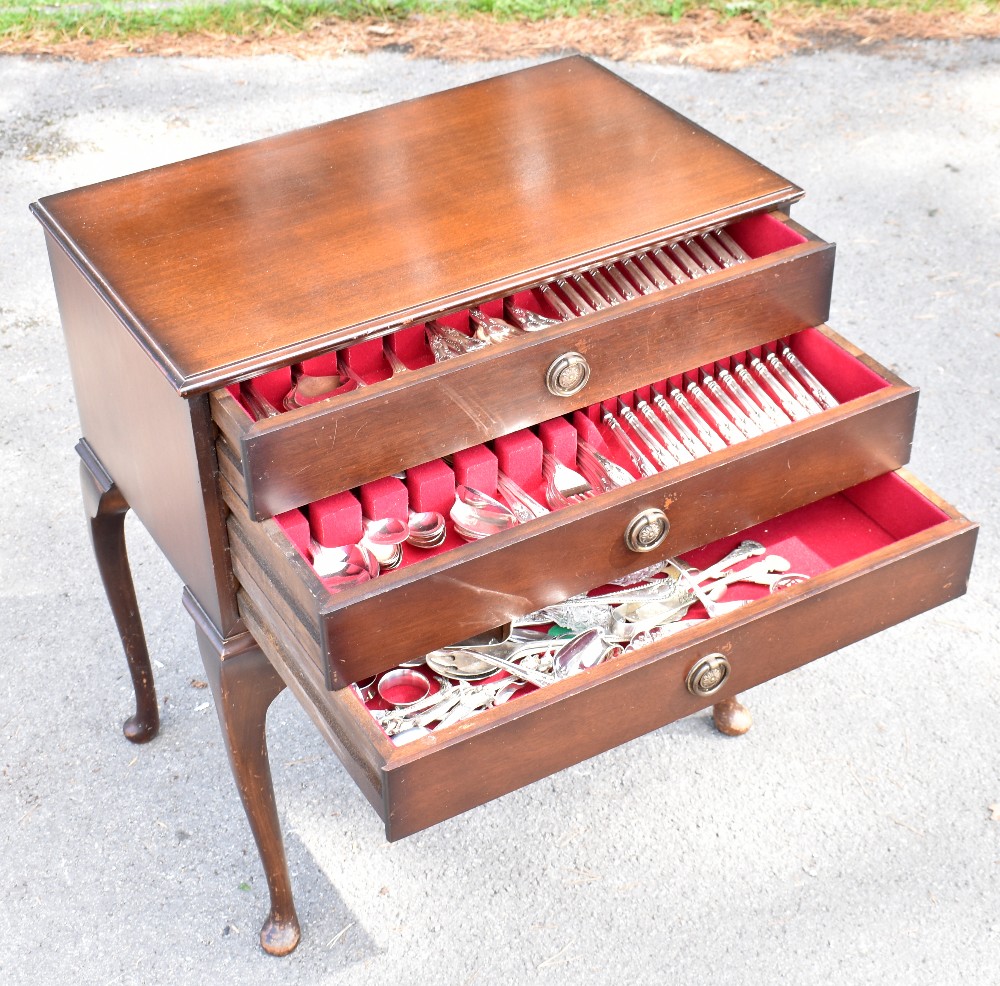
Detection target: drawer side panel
<box><xmin>238</xmin><ymin>591</ymin><xmax>388</xmax><ymax>812</ymax></box>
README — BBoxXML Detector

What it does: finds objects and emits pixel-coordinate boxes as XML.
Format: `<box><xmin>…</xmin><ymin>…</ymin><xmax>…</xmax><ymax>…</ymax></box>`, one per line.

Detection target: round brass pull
<box><xmin>686</xmin><ymin>653</ymin><xmax>731</xmax><ymax>697</ymax></box>
<box><xmin>545</xmin><ymin>352</ymin><xmax>591</xmax><ymax>398</ymax></box>
<box><xmin>623</xmin><ymin>508</ymin><xmax>669</xmax><ymax>553</ymax></box>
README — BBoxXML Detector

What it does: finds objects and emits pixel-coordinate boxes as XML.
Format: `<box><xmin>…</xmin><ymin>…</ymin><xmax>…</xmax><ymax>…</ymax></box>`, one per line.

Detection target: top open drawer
<box><xmin>33</xmin><ymin>58</ymin><xmax>806</xmax><ymax>397</ymax></box>
<box><xmin>213</xmin><ymin>212</ymin><xmax>834</xmax><ymax>520</ymax></box>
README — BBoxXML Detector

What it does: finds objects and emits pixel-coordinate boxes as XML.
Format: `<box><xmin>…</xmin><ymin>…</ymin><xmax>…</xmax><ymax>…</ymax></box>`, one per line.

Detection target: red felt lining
<box><xmin>785</xmin><ymin>328</ymin><xmax>888</xmax><ymax>403</ymax></box>
<box><xmin>386</xmin><ymin>324</ymin><xmax>428</xmax><ymax>365</ymax></box>
<box><xmin>309</xmin><ymin>490</ymin><xmax>362</xmax><ymax>547</ymax></box>
<box><xmin>841</xmin><ymin>472</ymin><xmax>949</xmax><ymax>540</ymax></box>
<box><xmin>538</xmin><ymin>417</ymin><xmax>578</xmax><ymax>468</ymax></box>
<box><xmin>494</xmin><ymin>429</ymin><xmax>542</xmax><ymax>487</ymax></box>
<box><xmin>406</xmin><ymin>459</ymin><xmax>456</xmax><ymax>517</ymax></box>
<box><xmin>453</xmin><ymin>444</ymin><xmax>499</xmax><ymax>496</ymax></box>
<box><xmin>359</xmin><ymin>476</ymin><xmax>408</xmax><ymax>522</ymax></box>
<box><xmin>677</xmin><ymin>471</ymin><xmax>949</xmax><ymax>613</ymax></box>
<box><xmin>726</xmin><ymin>212</ymin><xmax>807</xmax><ymax>259</ymax></box>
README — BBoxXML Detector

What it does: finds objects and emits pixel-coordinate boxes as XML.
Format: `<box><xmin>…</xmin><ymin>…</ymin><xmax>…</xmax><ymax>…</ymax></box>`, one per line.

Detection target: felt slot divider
<box><xmin>273</xmin><ymin>326</ymin><xmax>895</xmax><ymax>586</ymax></box>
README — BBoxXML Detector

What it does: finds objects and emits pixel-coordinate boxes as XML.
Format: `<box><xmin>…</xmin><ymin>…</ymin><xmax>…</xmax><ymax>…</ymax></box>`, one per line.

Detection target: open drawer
<box><xmin>222</xmin><ymin>325</ymin><xmax>920</xmax><ymax>687</ymax></box>
<box><xmin>211</xmin><ymin>212</ymin><xmax>834</xmax><ymax>520</ymax></box>
<box><xmin>238</xmin><ymin>470</ymin><xmax>977</xmax><ymax>841</ymax></box>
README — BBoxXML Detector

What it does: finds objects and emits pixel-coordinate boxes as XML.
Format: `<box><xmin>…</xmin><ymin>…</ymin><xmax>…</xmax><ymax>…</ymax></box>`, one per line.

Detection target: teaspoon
<box><xmin>450</xmin><ymin>486</ymin><xmax>518</xmax><ymax>540</ymax></box>
<box><xmin>309</xmin><ymin>540</ymin><xmax>379</xmax><ymax>585</ymax></box>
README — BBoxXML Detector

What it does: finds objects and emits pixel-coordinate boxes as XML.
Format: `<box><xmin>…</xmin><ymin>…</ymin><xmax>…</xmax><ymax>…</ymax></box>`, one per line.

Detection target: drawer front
<box><xmin>238</xmin><ymin>471</ymin><xmax>977</xmax><ymax>841</ymax></box>
<box><xmin>224</xmin><ymin>374</ymin><xmax>919</xmax><ymax>688</ymax></box>
<box><xmin>213</xmin><ymin>227</ymin><xmax>834</xmax><ymax>520</ymax></box>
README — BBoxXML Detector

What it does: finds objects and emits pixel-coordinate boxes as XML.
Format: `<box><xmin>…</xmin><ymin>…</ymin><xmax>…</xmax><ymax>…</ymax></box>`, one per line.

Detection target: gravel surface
<box><xmin>1</xmin><ymin>44</ymin><xmax>998</xmax><ymax>985</ymax></box>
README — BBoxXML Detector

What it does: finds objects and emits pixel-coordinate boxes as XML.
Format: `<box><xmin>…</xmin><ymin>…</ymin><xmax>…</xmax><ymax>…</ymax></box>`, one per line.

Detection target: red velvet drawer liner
<box><xmin>278</xmin><ymin>325</ymin><xmax>891</xmax><ymax>571</ymax></box>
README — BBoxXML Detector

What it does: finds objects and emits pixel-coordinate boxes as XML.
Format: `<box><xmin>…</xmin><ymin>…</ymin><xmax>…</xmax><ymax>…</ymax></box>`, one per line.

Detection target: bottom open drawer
<box><xmin>239</xmin><ymin>469</ymin><xmax>976</xmax><ymax>841</ymax></box>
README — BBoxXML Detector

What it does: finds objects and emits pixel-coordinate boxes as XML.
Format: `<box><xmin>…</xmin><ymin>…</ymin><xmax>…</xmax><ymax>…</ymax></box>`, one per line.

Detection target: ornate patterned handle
<box><xmin>686</xmin><ymin>653</ymin><xmax>731</xmax><ymax>697</ymax></box>
<box><xmin>623</xmin><ymin>508</ymin><xmax>670</xmax><ymax>553</ymax></box>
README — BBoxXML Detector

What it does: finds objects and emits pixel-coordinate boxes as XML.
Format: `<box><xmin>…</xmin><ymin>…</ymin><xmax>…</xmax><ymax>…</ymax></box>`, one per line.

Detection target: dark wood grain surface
<box><xmin>45</xmin><ymin>234</ymin><xmax>240</xmax><ymax>633</ymax></box>
<box><xmin>31</xmin><ymin>57</ymin><xmax>801</xmax><ymax>396</ymax></box>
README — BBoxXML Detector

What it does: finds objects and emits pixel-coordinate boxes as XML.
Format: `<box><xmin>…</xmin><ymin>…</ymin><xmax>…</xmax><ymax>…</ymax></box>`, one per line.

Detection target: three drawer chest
<box><xmin>32</xmin><ymin>57</ymin><xmax>978</xmax><ymax>955</ymax></box>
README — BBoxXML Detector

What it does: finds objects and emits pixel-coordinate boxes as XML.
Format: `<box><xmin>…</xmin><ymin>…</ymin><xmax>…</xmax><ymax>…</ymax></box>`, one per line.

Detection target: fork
<box><xmin>542</xmin><ymin>452</ymin><xmax>592</xmax><ymax>508</ymax></box>
<box><xmin>577</xmin><ymin>439</ymin><xmax>635</xmax><ymax>491</ymax></box>
<box><xmin>496</xmin><ymin>472</ymin><xmax>549</xmax><ymax>521</ymax></box>
<box><xmin>602</xmin><ymin>412</ymin><xmax>657</xmax><ymax>477</ymax></box>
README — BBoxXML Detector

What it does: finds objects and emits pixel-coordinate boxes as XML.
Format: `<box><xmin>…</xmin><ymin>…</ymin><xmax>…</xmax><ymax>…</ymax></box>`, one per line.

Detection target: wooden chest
<box><xmin>32</xmin><ymin>57</ymin><xmax>977</xmax><ymax>955</ymax></box>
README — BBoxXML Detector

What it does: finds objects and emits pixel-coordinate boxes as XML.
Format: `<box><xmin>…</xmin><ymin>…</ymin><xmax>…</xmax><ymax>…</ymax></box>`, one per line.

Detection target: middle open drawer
<box><xmin>221</xmin><ymin>324</ymin><xmax>918</xmax><ymax>688</ymax></box>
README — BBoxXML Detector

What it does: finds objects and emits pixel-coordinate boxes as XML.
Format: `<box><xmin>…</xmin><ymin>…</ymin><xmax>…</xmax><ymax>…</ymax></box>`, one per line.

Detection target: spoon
<box><xmin>496</xmin><ymin>472</ymin><xmax>548</xmax><ymax>521</ymax></box>
<box><xmin>454</xmin><ymin>629</ymin><xmax>610</xmax><ymax>686</ymax></box>
<box><xmin>361</xmin><ymin>516</ymin><xmax>408</xmax><ymax>546</ymax></box>
<box><xmin>357</xmin><ymin>517</ymin><xmax>407</xmax><ymax>571</ymax></box>
<box><xmin>283</xmin><ymin>363</ymin><xmax>345</xmax><ymax>410</ymax></box>
<box><xmin>309</xmin><ymin>540</ymin><xmax>379</xmax><ymax>585</ymax></box>
<box><xmin>505</xmin><ymin>304</ymin><xmax>560</xmax><ymax>331</ymax></box>
<box><xmin>450</xmin><ymin>486</ymin><xmax>517</xmax><ymax>540</ymax></box>
<box><xmin>550</xmin><ymin>628</ymin><xmax>611</xmax><ymax>676</ymax></box>
<box><xmin>406</xmin><ymin>510</ymin><xmax>447</xmax><ymax>548</ymax></box>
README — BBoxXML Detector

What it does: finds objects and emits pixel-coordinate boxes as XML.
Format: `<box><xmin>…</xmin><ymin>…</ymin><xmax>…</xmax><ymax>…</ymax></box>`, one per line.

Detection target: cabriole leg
<box><xmin>713</xmin><ymin>695</ymin><xmax>753</xmax><ymax>736</ymax></box>
<box><xmin>77</xmin><ymin>440</ymin><xmax>159</xmax><ymax>744</ymax></box>
<box><xmin>186</xmin><ymin>592</ymin><xmax>301</xmax><ymax>956</ymax></box>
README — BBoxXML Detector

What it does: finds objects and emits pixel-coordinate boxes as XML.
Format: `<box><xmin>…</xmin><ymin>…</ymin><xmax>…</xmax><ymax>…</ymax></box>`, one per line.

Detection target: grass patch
<box><xmin>0</xmin><ymin>0</ymin><xmax>995</xmax><ymax>43</ymax></box>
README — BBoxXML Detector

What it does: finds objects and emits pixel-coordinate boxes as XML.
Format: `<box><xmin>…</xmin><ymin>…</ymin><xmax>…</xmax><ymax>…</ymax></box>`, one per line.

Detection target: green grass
<box><xmin>0</xmin><ymin>0</ymin><xmax>993</xmax><ymax>41</ymax></box>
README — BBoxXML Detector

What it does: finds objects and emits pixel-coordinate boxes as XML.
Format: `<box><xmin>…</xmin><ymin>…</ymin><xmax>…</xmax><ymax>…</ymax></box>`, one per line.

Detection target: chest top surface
<box><xmin>33</xmin><ymin>56</ymin><xmax>800</xmax><ymax>396</ymax></box>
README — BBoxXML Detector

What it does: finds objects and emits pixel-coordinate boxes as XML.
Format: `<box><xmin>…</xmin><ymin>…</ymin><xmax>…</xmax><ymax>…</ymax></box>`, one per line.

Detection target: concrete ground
<box><xmin>1</xmin><ymin>42</ymin><xmax>998</xmax><ymax>986</ymax></box>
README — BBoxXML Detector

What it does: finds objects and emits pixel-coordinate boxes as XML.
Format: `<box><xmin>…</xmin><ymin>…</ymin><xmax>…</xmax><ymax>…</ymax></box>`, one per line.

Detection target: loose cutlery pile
<box><xmin>358</xmin><ymin>538</ymin><xmax>809</xmax><ymax>743</ymax></box>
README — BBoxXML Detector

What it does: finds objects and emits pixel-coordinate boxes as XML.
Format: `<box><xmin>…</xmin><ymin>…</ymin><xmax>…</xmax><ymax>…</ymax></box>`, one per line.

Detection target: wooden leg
<box><xmin>185</xmin><ymin>591</ymin><xmax>301</xmax><ymax>957</ymax></box>
<box><xmin>78</xmin><ymin>440</ymin><xmax>159</xmax><ymax>744</ymax></box>
<box><xmin>713</xmin><ymin>695</ymin><xmax>752</xmax><ymax>736</ymax></box>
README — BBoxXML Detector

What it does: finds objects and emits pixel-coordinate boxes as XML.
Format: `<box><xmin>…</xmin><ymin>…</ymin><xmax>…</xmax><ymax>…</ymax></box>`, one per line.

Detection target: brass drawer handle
<box><xmin>545</xmin><ymin>352</ymin><xmax>591</xmax><ymax>398</ymax></box>
<box><xmin>686</xmin><ymin>654</ymin><xmax>731</xmax><ymax>697</ymax></box>
<box><xmin>623</xmin><ymin>508</ymin><xmax>669</xmax><ymax>553</ymax></box>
